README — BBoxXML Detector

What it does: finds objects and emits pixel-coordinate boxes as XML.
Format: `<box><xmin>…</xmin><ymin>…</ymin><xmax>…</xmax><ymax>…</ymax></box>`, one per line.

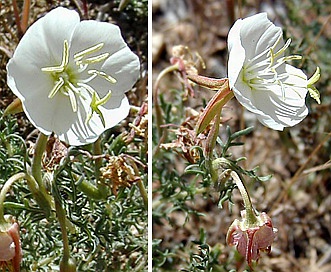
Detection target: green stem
<box><xmin>54</xmin><ymin>196</ymin><xmax>70</xmax><ymax>266</ymax></box>
<box><xmin>93</xmin><ymin>138</ymin><xmax>108</xmax><ymax>199</ymax></box>
<box><xmin>205</xmin><ymin>110</ymin><xmax>222</xmax><ymax>171</ymax></box>
<box><xmin>153</xmin><ymin>63</ymin><xmax>179</xmax><ymax>139</ymax></box>
<box><xmin>31</xmin><ymin>132</ymin><xmax>53</xmax><ymax>216</ymax></box>
<box><xmin>0</xmin><ymin>172</ymin><xmax>42</xmax><ymax>225</ymax></box>
<box><xmin>0</xmin><ymin>172</ymin><xmax>26</xmax><ymax>224</ymax></box>
<box><xmin>230</xmin><ymin>171</ymin><xmax>258</xmax><ymax>225</ymax></box>
<box><xmin>77</xmin><ymin>178</ymin><xmax>104</xmax><ymax>200</ymax></box>
<box><xmin>31</xmin><ymin>133</ymin><xmax>48</xmax><ymax>185</ymax></box>
<box><xmin>137</xmin><ymin>180</ymin><xmax>148</xmax><ymax>210</ymax></box>
<box><xmin>93</xmin><ymin>138</ymin><xmax>102</xmax><ymax>180</ymax></box>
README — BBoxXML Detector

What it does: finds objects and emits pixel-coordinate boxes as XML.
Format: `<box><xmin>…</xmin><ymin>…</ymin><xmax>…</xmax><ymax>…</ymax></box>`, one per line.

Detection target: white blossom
<box><xmin>7</xmin><ymin>7</ymin><xmax>140</xmax><ymax>145</ymax></box>
<box><xmin>228</xmin><ymin>13</ymin><xmax>313</xmax><ymax>130</ymax></box>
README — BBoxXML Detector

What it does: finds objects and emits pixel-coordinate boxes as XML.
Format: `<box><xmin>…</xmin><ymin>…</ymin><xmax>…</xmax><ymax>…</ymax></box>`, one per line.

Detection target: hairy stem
<box><xmin>31</xmin><ymin>133</ymin><xmax>48</xmax><ymax>185</ymax></box>
<box><xmin>0</xmin><ymin>173</ymin><xmax>26</xmax><ymax>224</ymax></box>
<box><xmin>54</xmin><ymin>196</ymin><xmax>71</xmax><ymax>269</ymax></box>
<box><xmin>93</xmin><ymin>138</ymin><xmax>108</xmax><ymax>199</ymax></box>
<box><xmin>153</xmin><ymin>63</ymin><xmax>179</xmax><ymax>139</ymax></box>
<box><xmin>230</xmin><ymin>171</ymin><xmax>258</xmax><ymax>225</ymax></box>
<box><xmin>0</xmin><ymin>172</ymin><xmax>41</xmax><ymax>224</ymax></box>
<box><xmin>31</xmin><ymin>132</ymin><xmax>53</xmax><ymax>216</ymax></box>
<box><xmin>137</xmin><ymin>180</ymin><xmax>148</xmax><ymax>210</ymax></box>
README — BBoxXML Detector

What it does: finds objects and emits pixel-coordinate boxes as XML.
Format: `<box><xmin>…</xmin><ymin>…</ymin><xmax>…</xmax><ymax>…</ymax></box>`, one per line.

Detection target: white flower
<box><xmin>7</xmin><ymin>7</ymin><xmax>140</xmax><ymax>145</ymax></box>
<box><xmin>228</xmin><ymin>13</ymin><xmax>310</xmax><ymax>130</ymax></box>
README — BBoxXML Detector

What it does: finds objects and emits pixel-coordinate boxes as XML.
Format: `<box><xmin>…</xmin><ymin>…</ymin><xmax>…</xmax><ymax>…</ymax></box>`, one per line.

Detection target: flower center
<box><xmin>242</xmin><ymin>37</ymin><xmax>302</xmax><ymax>96</ymax></box>
<box><xmin>41</xmin><ymin>40</ymin><xmax>117</xmax><ymax>126</ymax></box>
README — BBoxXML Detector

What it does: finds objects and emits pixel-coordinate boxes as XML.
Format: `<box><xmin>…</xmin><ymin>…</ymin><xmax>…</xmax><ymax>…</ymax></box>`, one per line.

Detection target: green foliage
<box><xmin>152</xmin><ymin>82</ymin><xmax>271</xmax><ymax>270</ymax></box>
<box><xmin>0</xmin><ymin>112</ymin><xmax>147</xmax><ymax>271</ymax></box>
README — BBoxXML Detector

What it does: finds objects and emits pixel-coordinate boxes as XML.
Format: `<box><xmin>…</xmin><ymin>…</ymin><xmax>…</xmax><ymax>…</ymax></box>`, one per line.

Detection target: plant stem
<box><xmin>230</xmin><ymin>171</ymin><xmax>258</xmax><ymax>226</ymax></box>
<box><xmin>93</xmin><ymin>138</ymin><xmax>108</xmax><ymax>199</ymax></box>
<box><xmin>153</xmin><ymin>63</ymin><xmax>179</xmax><ymax>139</ymax></box>
<box><xmin>0</xmin><ymin>172</ymin><xmax>50</xmax><ymax>225</ymax></box>
<box><xmin>21</xmin><ymin>0</ymin><xmax>31</xmax><ymax>33</ymax></box>
<box><xmin>0</xmin><ymin>172</ymin><xmax>26</xmax><ymax>224</ymax></box>
<box><xmin>32</xmin><ymin>133</ymin><xmax>48</xmax><ymax>185</ymax></box>
<box><xmin>54</xmin><ymin>196</ymin><xmax>70</xmax><ymax>266</ymax></box>
<box><xmin>93</xmin><ymin>138</ymin><xmax>102</xmax><ymax>180</ymax></box>
<box><xmin>31</xmin><ymin>132</ymin><xmax>53</xmax><ymax>216</ymax></box>
<box><xmin>137</xmin><ymin>180</ymin><xmax>148</xmax><ymax>210</ymax></box>
<box><xmin>76</xmin><ymin>178</ymin><xmax>104</xmax><ymax>200</ymax></box>
<box><xmin>205</xmin><ymin>110</ymin><xmax>221</xmax><ymax>171</ymax></box>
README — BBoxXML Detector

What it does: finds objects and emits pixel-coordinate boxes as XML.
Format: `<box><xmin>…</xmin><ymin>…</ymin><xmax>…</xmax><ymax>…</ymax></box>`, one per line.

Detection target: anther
<box><xmin>48</xmin><ymin>77</ymin><xmax>65</xmax><ymax>98</ymax></box>
<box><xmin>65</xmin><ymin>86</ymin><xmax>78</xmax><ymax>112</ymax></box>
<box><xmin>74</xmin><ymin>43</ymin><xmax>104</xmax><ymax>62</ymax></box>
<box><xmin>42</xmin><ymin>40</ymin><xmax>69</xmax><ymax>73</ymax></box>
<box><xmin>84</xmin><ymin>53</ymin><xmax>110</xmax><ymax>64</ymax></box>
<box><xmin>88</xmin><ymin>70</ymin><xmax>117</xmax><ymax>84</ymax></box>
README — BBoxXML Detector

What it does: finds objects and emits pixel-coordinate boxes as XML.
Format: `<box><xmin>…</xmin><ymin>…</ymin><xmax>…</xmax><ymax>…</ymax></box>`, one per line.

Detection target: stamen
<box><xmin>65</xmin><ymin>86</ymin><xmax>78</xmax><ymax>112</ymax></box>
<box><xmin>79</xmin><ymin>74</ymin><xmax>98</xmax><ymax>84</ymax></box>
<box><xmin>273</xmin><ymin>39</ymin><xmax>292</xmax><ymax>59</ymax></box>
<box><xmin>278</xmin><ymin>55</ymin><xmax>302</xmax><ymax>63</ymax></box>
<box><xmin>41</xmin><ymin>39</ymin><xmax>116</xmax><ymax>120</ymax></box>
<box><xmin>42</xmin><ymin>40</ymin><xmax>69</xmax><ymax>73</ymax></box>
<box><xmin>307</xmin><ymin>67</ymin><xmax>321</xmax><ymax>104</ymax></box>
<box><xmin>74</xmin><ymin>43</ymin><xmax>104</xmax><ymax>61</ymax></box>
<box><xmin>88</xmin><ymin>70</ymin><xmax>117</xmax><ymax>84</ymax></box>
<box><xmin>77</xmin><ymin>82</ymin><xmax>96</xmax><ymax>96</ymax></box>
<box><xmin>62</xmin><ymin>40</ymin><xmax>70</xmax><ymax>67</ymax></box>
<box><xmin>270</xmin><ymin>34</ymin><xmax>283</xmax><ymax>52</ymax></box>
<box><xmin>84</xmin><ymin>53</ymin><xmax>110</xmax><ymax>64</ymax></box>
<box><xmin>48</xmin><ymin>77</ymin><xmax>65</xmax><ymax>98</ymax></box>
<box><xmin>307</xmin><ymin>67</ymin><xmax>321</xmax><ymax>86</ymax></box>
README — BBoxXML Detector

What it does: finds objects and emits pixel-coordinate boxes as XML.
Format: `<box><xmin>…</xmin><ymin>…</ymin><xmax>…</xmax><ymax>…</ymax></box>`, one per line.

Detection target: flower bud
<box><xmin>60</xmin><ymin>256</ymin><xmax>76</xmax><ymax>272</ymax></box>
<box><xmin>0</xmin><ymin>220</ymin><xmax>22</xmax><ymax>272</ymax></box>
<box><xmin>226</xmin><ymin>210</ymin><xmax>277</xmax><ymax>268</ymax></box>
<box><xmin>3</xmin><ymin>98</ymin><xmax>23</xmax><ymax>117</ymax></box>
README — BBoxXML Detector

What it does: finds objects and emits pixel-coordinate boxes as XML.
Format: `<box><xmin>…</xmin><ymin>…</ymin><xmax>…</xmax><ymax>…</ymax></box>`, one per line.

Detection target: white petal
<box><xmin>233</xmin><ymin>73</ymin><xmax>308</xmax><ymax>130</ymax></box>
<box><xmin>7</xmin><ymin>59</ymin><xmax>51</xmax><ymax>106</ymax></box>
<box><xmin>239</xmin><ymin>13</ymin><xmax>283</xmax><ymax>59</ymax></box>
<box><xmin>7</xmin><ymin>7</ymin><xmax>137</xmax><ymax>146</ymax></box>
<box><xmin>228</xmin><ymin>18</ymin><xmax>243</xmax><ymax>52</ymax></box>
<box><xmin>6</xmin><ymin>7</ymin><xmax>80</xmax><ymax>104</ymax></box>
<box><xmin>282</xmin><ymin>65</ymin><xmax>308</xmax><ymax>102</ymax></box>
<box><xmin>70</xmin><ymin>20</ymin><xmax>140</xmax><ymax>98</ymax></box>
<box><xmin>86</xmin><ymin>46</ymin><xmax>140</xmax><ymax>105</ymax></box>
<box><xmin>101</xmin><ymin>46</ymin><xmax>140</xmax><ymax>93</ymax></box>
<box><xmin>227</xmin><ymin>19</ymin><xmax>245</xmax><ymax>89</ymax></box>
<box><xmin>9</xmin><ymin>7</ymin><xmax>79</xmax><ymax>71</ymax></box>
<box><xmin>232</xmin><ymin>72</ymin><xmax>264</xmax><ymax>115</ymax></box>
<box><xmin>6</xmin><ymin>7</ymin><xmax>81</xmax><ymax>136</ymax></box>
<box><xmin>58</xmin><ymin>96</ymin><xmax>130</xmax><ymax>146</ymax></box>
<box><xmin>249</xmin><ymin>84</ymin><xmax>308</xmax><ymax>129</ymax></box>
<box><xmin>256</xmin><ymin>115</ymin><xmax>286</xmax><ymax>130</ymax></box>
<box><xmin>70</xmin><ymin>20</ymin><xmax>126</xmax><ymax>59</ymax></box>
<box><xmin>20</xmin><ymin>84</ymin><xmax>83</xmax><ymax>136</ymax></box>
